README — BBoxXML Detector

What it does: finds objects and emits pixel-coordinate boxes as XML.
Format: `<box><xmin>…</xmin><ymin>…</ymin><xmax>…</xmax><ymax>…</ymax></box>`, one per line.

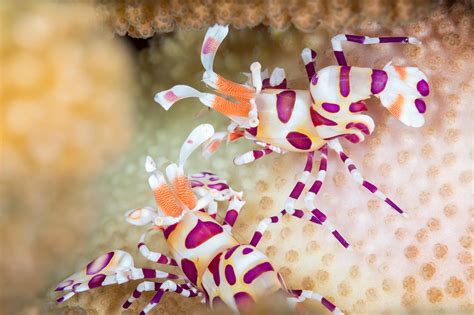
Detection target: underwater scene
<box><xmin>0</xmin><ymin>1</ymin><xmax>472</xmax><ymax>314</ymax></box>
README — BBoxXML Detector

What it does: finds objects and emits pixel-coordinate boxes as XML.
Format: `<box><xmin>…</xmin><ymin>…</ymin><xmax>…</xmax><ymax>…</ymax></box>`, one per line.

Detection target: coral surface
<box><xmin>54</xmin><ymin>3</ymin><xmax>473</xmax><ymax>315</ymax></box>
<box><xmin>0</xmin><ymin>2</ymin><xmax>136</xmax><ymax>313</ymax></box>
<box><xmin>95</xmin><ymin>0</ymin><xmax>439</xmax><ymax>38</ymax></box>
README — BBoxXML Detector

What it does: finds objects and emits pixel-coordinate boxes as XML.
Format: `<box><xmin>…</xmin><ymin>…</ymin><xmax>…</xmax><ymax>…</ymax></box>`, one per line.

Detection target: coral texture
<box><xmin>95</xmin><ymin>0</ymin><xmax>439</xmax><ymax>38</ymax></box>
<box><xmin>0</xmin><ymin>2</ymin><xmax>136</xmax><ymax>313</ymax></box>
<box><xmin>54</xmin><ymin>3</ymin><xmax>473</xmax><ymax>314</ymax></box>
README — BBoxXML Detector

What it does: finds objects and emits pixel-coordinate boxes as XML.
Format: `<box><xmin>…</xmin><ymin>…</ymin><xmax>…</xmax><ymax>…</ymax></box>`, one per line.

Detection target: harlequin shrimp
<box><xmin>55</xmin><ymin>124</ymin><xmax>344</xmax><ymax>314</ymax></box>
<box><xmin>155</xmin><ymin>25</ymin><xmax>430</xmax><ymax>249</ymax></box>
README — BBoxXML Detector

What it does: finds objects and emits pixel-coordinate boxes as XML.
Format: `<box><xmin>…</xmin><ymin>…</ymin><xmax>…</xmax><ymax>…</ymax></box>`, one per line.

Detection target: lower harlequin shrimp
<box><xmin>155</xmin><ymin>24</ymin><xmax>430</xmax><ymax>248</ymax></box>
<box><xmin>55</xmin><ymin>124</ymin><xmax>344</xmax><ymax>314</ymax></box>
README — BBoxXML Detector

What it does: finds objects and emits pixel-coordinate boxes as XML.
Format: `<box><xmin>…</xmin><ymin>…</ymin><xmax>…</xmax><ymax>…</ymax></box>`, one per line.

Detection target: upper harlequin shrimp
<box><xmin>55</xmin><ymin>124</ymin><xmax>344</xmax><ymax>314</ymax></box>
<box><xmin>155</xmin><ymin>24</ymin><xmax>430</xmax><ymax>249</ymax></box>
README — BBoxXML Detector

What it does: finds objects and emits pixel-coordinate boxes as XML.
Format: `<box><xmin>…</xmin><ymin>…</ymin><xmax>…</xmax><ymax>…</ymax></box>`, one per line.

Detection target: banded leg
<box><xmin>287</xmin><ymin>289</ymin><xmax>344</xmax><ymax>315</ymax></box>
<box><xmin>301</xmin><ymin>48</ymin><xmax>318</xmax><ymax>84</ymax></box>
<box><xmin>122</xmin><ymin>280</ymin><xmax>199</xmax><ymax>313</ymax></box>
<box><xmin>56</xmin><ymin>267</ymin><xmax>181</xmax><ymax>303</ymax></box>
<box><xmin>138</xmin><ymin>229</ymin><xmax>178</xmax><ymax>266</ymax></box>
<box><xmin>304</xmin><ymin>145</ymin><xmax>328</xmax><ymax>209</ymax></box>
<box><xmin>255</xmin><ymin>141</ymin><xmax>286</xmax><ymax>154</ymax></box>
<box><xmin>331</xmin><ymin>34</ymin><xmax>420</xmax><ymax>66</ymax></box>
<box><xmin>233</xmin><ymin>147</ymin><xmax>274</xmax><ymax>166</ymax></box>
<box><xmin>328</xmin><ymin>139</ymin><xmax>406</xmax><ymax>216</ymax></box>
<box><xmin>284</xmin><ymin>152</ymin><xmax>315</xmax><ymax>212</ymax></box>
<box><xmin>249</xmin><ymin>208</ymin><xmax>349</xmax><ymax>248</ymax></box>
<box><xmin>222</xmin><ymin>193</ymin><xmax>246</xmax><ymax>230</ymax></box>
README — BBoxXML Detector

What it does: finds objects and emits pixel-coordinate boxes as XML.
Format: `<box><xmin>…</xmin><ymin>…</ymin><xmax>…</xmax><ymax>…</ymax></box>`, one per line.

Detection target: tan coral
<box><xmin>94</xmin><ymin>0</ymin><xmax>440</xmax><ymax>38</ymax></box>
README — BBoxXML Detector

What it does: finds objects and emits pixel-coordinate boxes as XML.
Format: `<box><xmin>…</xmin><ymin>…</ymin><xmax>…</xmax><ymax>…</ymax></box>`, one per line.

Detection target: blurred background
<box><xmin>0</xmin><ymin>1</ymin><xmax>472</xmax><ymax>314</ymax></box>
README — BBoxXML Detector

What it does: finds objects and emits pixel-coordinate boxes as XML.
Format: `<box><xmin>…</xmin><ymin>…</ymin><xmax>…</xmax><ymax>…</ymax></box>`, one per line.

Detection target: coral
<box><xmin>52</xmin><ymin>3</ymin><xmax>474</xmax><ymax>314</ymax></box>
<box><xmin>0</xmin><ymin>2</ymin><xmax>136</xmax><ymax>313</ymax></box>
<box><xmin>94</xmin><ymin>0</ymin><xmax>440</xmax><ymax>38</ymax></box>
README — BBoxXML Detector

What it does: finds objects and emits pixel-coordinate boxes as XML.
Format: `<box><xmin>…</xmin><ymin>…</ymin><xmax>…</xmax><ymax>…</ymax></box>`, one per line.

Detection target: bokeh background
<box><xmin>0</xmin><ymin>1</ymin><xmax>472</xmax><ymax>314</ymax></box>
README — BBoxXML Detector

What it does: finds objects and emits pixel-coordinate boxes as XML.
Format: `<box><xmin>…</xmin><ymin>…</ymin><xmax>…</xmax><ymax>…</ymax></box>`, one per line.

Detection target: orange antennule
<box><xmin>153</xmin><ymin>184</ymin><xmax>182</xmax><ymax>217</ymax></box>
<box><xmin>173</xmin><ymin>176</ymin><xmax>197</xmax><ymax>210</ymax></box>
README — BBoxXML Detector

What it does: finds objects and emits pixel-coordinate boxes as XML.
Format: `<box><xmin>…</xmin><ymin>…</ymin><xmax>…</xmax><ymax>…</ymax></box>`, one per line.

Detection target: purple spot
<box><xmin>380</xmin><ymin>36</ymin><xmax>408</xmax><ymax>43</ymax></box>
<box><xmin>185</xmin><ymin>220</ymin><xmax>223</xmax><ymax>249</ymax></box>
<box><xmin>309</xmin><ymin>180</ymin><xmax>322</xmax><ymax>194</ymax></box>
<box><xmin>224</xmin><ymin>209</ymin><xmax>238</xmax><ymax>226</ymax></box>
<box><xmin>344</xmin><ymin>134</ymin><xmax>360</xmax><ymax>143</ymax></box>
<box><xmin>122</xmin><ymin>301</ymin><xmax>132</xmax><ymax>309</ymax></box>
<box><xmin>72</xmin><ymin>283</ymin><xmax>81</xmax><ymax>292</ymax></box>
<box><xmin>346</xmin><ymin>34</ymin><xmax>365</xmax><ymax>43</ymax></box>
<box><xmin>349</xmin><ymin>101</ymin><xmax>368</xmax><ymax>113</ymax></box>
<box><xmin>362</xmin><ymin>180</ymin><xmax>378</xmax><ymax>193</ymax></box>
<box><xmin>234</xmin><ymin>291</ymin><xmax>254</xmax><ymax>310</ymax></box>
<box><xmin>339</xmin><ymin>66</ymin><xmax>351</xmax><ymax>97</ymax></box>
<box><xmin>385</xmin><ymin>198</ymin><xmax>404</xmax><ymax>214</ymax></box>
<box><xmin>151</xmin><ymin>290</ymin><xmax>164</xmax><ymax>304</ymax></box>
<box><xmin>334</xmin><ymin>51</ymin><xmax>347</xmax><ymax>65</ymax></box>
<box><xmin>157</xmin><ymin>255</ymin><xmax>168</xmax><ymax>264</ymax></box>
<box><xmin>181</xmin><ymin>258</ymin><xmax>198</xmax><ymax>284</ymax></box>
<box><xmin>345</xmin><ymin>122</ymin><xmax>370</xmax><ymax>135</ymax></box>
<box><xmin>208</xmin><ymin>183</ymin><xmax>229</xmax><ymax>191</ymax></box>
<box><xmin>242</xmin><ymin>247</ymin><xmax>253</xmax><ymax>255</ymax></box>
<box><xmin>253</xmin><ymin>150</ymin><xmax>264</xmax><ymax>159</ymax></box>
<box><xmin>286</xmin><ymin>132</ymin><xmax>312</xmax><ymax>150</ymax></box>
<box><xmin>243</xmin><ymin>262</ymin><xmax>274</xmax><ymax>284</ymax></box>
<box><xmin>190</xmin><ymin>180</ymin><xmax>204</xmax><ymax>188</ymax></box>
<box><xmin>333</xmin><ymin>230</ymin><xmax>349</xmax><ymax>248</ymax></box>
<box><xmin>348</xmin><ymin>164</ymin><xmax>356</xmax><ymax>172</ymax></box>
<box><xmin>262</xmin><ymin>78</ymin><xmax>271</xmax><ymax>89</ymax></box>
<box><xmin>246</xmin><ymin>127</ymin><xmax>257</xmax><ymax>136</ymax></box>
<box><xmin>224</xmin><ymin>245</ymin><xmax>240</xmax><ymax>259</ymax></box>
<box><xmin>371</xmin><ymin>69</ymin><xmax>388</xmax><ymax>94</ymax></box>
<box><xmin>417</xmin><ymin>80</ymin><xmax>429</xmax><ymax>96</ymax></box>
<box><xmin>88</xmin><ymin>274</ymin><xmax>106</xmax><ymax>289</ymax></box>
<box><xmin>133</xmin><ymin>289</ymin><xmax>141</xmax><ymax>298</ymax></box>
<box><xmin>163</xmin><ymin>223</ymin><xmax>177</xmax><ymax>239</ymax></box>
<box><xmin>306</xmin><ymin>64</ymin><xmax>315</xmax><ymax>81</ymax></box>
<box><xmin>312</xmin><ymin>209</ymin><xmax>327</xmax><ymax>223</ymax></box>
<box><xmin>310</xmin><ymin>107</ymin><xmax>337</xmax><ymax>127</ymax></box>
<box><xmin>142</xmin><ymin>268</ymin><xmax>156</xmax><ymax>278</ymax></box>
<box><xmin>56</xmin><ymin>296</ymin><xmax>65</xmax><ymax>303</ymax></box>
<box><xmin>250</xmin><ymin>232</ymin><xmax>262</xmax><ymax>246</ymax></box>
<box><xmin>321</xmin><ymin>102</ymin><xmax>340</xmax><ymax>113</ymax></box>
<box><xmin>290</xmin><ymin>182</ymin><xmax>305</xmax><ymax>198</ymax></box>
<box><xmin>86</xmin><ymin>251</ymin><xmax>114</xmax><ymax>275</ymax></box>
<box><xmin>415</xmin><ymin>98</ymin><xmax>426</xmax><ymax>113</ymax></box>
<box><xmin>137</xmin><ymin>242</ymin><xmax>145</xmax><ymax>248</ymax></box>
<box><xmin>339</xmin><ymin>152</ymin><xmax>348</xmax><ymax>161</ymax></box>
<box><xmin>270</xmin><ymin>216</ymin><xmax>279</xmax><ymax>223</ymax></box>
<box><xmin>208</xmin><ymin>253</ymin><xmax>222</xmax><ymax>286</ymax></box>
<box><xmin>276</xmin><ymin>90</ymin><xmax>296</xmax><ymax>123</ymax></box>
<box><xmin>55</xmin><ymin>279</ymin><xmax>73</xmax><ymax>291</ymax></box>
<box><xmin>225</xmin><ymin>264</ymin><xmax>236</xmax><ymax>285</ymax></box>
<box><xmin>293</xmin><ymin>209</ymin><xmax>304</xmax><ymax>218</ymax></box>
<box><xmin>321</xmin><ymin>297</ymin><xmax>336</xmax><ymax>312</ymax></box>
<box><xmin>311</xmin><ymin>74</ymin><xmax>318</xmax><ymax>85</ymax></box>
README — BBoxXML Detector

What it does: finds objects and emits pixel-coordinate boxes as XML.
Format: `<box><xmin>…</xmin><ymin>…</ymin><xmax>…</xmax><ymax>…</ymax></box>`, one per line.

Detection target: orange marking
<box><xmin>229</xmin><ymin>130</ymin><xmax>244</xmax><ymax>142</ymax></box>
<box><xmin>212</xmin><ymin>96</ymin><xmax>251</xmax><ymax>117</ymax></box>
<box><xmin>173</xmin><ymin>176</ymin><xmax>197</xmax><ymax>210</ymax></box>
<box><xmin>154</xmin><ymin>184</ymin><xmax>182</xmax><ymax>217</ymax></box>
<box><xmin>208</xmin><ymin>139</ymin><xmax>221</xmax><ymax>152</ymax></box>
<box><xmin>388</xmin><ymin>94</ymin><xmax>404</xmax><ymax>119</ymax></box>
<box><xmin>216</xmin><ymin>75</ymin><xmax>255</xmax><ymax>99</ymax></box>
<box><xmin>394</xmin><ymin>66</ymin><xmax>407</xmax><ymax>81</ymax></box>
